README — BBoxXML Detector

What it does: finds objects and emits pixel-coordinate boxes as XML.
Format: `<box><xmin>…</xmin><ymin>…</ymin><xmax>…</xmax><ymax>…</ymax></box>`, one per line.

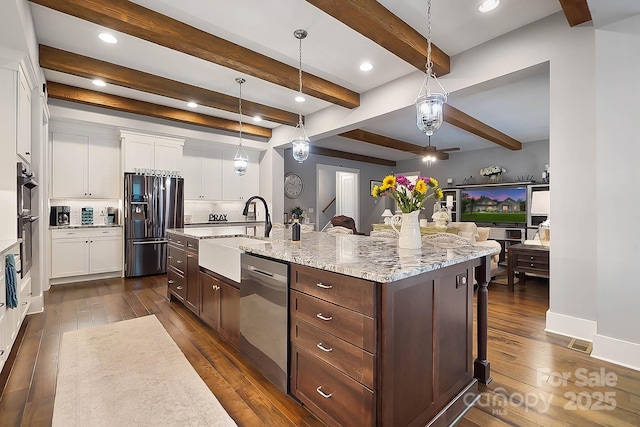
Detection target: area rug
<box><xmin>52</xmin><ymin>315</ymin><xmax>237</xmax><ymax>426</ymax></box>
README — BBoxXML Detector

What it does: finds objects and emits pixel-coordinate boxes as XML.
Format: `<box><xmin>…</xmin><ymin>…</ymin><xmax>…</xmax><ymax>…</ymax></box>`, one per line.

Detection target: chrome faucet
<box><xmin>243</xmin><ymin>196</ymin><xmax>272</xmax><ymax>237</ymax></box>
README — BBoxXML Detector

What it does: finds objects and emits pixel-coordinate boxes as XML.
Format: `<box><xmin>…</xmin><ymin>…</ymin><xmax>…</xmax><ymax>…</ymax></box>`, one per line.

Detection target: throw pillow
<box><xmin>459</xmin><ymin>231</ymin><xmax>476</xmax><ymax>244</ymax></box>
<box><xmin>476</xmin><ymin>227</ymin><xmax>491</xmax><ymax>242</ymax></box>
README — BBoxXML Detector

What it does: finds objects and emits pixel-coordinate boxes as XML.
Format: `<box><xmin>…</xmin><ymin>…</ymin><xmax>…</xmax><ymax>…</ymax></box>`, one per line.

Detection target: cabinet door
<box><xmin>185</xmin><ymin>251</ymin><xmax>200</xmax><ymax>315</ymax></box>
<box><xmin>222</xmin><ymin>150</ymin><xmax>259</xmax><ymax>200</ymax></box>
<box><xmin>89</xmin><ymin>236</ymin><xmax>123</xmax><ymax>274</ymax></box>
<box><xmin>155</xmin><ymin>140</ymin><xmax>182</xmax><ymax>172</ymax></box>
<box><xmin>199</xmin><ymin>272</ymin><xmax>220</xmax><ymax>330</ymax></box>
<box><xmin>51</xmin><ymin>132</ymin><xmax>88</xmax><ymax>198</ymax></box>
<box><xmin>123</xmin><ymin>136</ymin><xmax>154</xmax><ymax>172</ymax></box>
<box><xmin>182</xmin><ymin>149</ymin><xmax>202</xmax><ymax>199</ymax></box>
<box><xmin>219</xmin><ymin>280</ymin><xmax>240</xmax><ymax>348</ymax></box>
<box><xmin>88</xmin><ymin>137</ymin><xmax>120</xmax><ymax>198</ymax></box>
<box><xmin>201</xmin><ymin>151</ymin><xmax>222</xmax><ymax>200</ymax></box>
<box><xmin>51</xmin><ymin>238</ymin><xmax>90</xmax><ymax>278</ymax></box>
<box><xmin>17</xmin><ymin>70</ymin><xmax>31</xmax><ymax>164</ymax></box>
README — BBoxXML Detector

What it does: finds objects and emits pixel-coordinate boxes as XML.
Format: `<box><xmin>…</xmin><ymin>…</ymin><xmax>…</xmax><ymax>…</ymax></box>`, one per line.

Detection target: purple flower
<box><xmin>407</xmin><ymin>184</ymin><xmax>415</xmax><ymax>191</ymax></box>
<box><xmin>396</xmin><ymin>175</ymin><xmax>411</xmax><ymax>186</ymax></box>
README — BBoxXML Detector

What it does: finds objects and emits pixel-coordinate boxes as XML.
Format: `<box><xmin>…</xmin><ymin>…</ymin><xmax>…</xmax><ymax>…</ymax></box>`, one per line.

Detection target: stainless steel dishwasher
<box><xmin>240</xmin><ymin>253</ymin><xmax>289</xmax><ymax>393</ymax></box>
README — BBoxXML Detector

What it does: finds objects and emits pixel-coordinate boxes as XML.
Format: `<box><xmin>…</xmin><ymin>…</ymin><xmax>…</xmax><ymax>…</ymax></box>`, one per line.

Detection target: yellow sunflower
<box><xmin>371</xmin><ymin>185</ymin><xmax>380</xmax><ymax>197</ymax></box>
<box><xmin>414</xmin><ymin>179</ymin><xmax>427</xmax><ymax>194</ymax></box>
<box><xmin>382</xmin><ymin>175</ymin><xmax>396</xmax><ymax>189</ymax></box>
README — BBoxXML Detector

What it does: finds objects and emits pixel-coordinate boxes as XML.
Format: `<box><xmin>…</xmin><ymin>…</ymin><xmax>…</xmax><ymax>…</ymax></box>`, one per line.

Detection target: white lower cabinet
<box><xmin>0</xmin><ymin>243</ymin><xmax>27</xmax><ymax>375</ymax></box>
<box><xmin>51</xmin><ymin>228</ymin><xmax>123</xmax><ymax>279</ymax></box>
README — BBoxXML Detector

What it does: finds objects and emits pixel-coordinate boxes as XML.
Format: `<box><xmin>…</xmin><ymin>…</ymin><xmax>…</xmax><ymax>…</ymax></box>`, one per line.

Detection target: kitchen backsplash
<box><xmin>50</xmin><ymin>199</ymin><xmax>121</xmax><ymax>226</ymax></box>
<box><xmin>184</xmin><ymin>200</ymin><xmax>264</xmax><ymax>223</ymax></box>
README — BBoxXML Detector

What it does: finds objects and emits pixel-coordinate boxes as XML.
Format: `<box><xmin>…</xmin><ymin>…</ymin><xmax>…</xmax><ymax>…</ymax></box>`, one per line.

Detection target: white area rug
<box><xmin>53</xmin><ymin>315</ymin><xmax>237</xmax><ymax>427</ymax></box>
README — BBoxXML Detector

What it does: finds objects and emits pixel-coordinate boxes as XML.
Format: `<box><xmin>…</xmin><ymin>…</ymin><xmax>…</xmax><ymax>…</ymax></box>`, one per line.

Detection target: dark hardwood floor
<box><xmin>1</xmin><ymin>275</ymin><xmax>639</xmax><ymax>426</ymax></box>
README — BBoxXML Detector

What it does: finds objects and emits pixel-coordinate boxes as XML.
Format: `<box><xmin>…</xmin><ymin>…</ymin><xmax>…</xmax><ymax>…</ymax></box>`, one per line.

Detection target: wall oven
<box><xmin>17</xmin><ymin>162</ymin><xmax>38</xmax><ymax>278</ymax></box>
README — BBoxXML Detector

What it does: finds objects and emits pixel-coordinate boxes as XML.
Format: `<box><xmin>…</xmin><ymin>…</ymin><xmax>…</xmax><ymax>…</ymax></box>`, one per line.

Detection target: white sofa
<box><xmin>449</xmin><ymin>222</ymin><xmax>502</xmax><ymax>272</ymax></box>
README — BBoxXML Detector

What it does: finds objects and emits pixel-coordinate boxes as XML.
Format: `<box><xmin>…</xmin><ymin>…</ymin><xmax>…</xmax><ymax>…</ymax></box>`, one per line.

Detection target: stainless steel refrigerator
<box><xmin>124</xmin><ymin>173</ymin><xmax>184</xmax><ymax>277</ymax></box>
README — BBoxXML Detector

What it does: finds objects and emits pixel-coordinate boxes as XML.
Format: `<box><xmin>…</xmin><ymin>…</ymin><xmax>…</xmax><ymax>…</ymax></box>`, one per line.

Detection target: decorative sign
<box><xmin>134</xmin><ymin>168</ymin><xmax>181</xmax><ymax>178</ymax></box>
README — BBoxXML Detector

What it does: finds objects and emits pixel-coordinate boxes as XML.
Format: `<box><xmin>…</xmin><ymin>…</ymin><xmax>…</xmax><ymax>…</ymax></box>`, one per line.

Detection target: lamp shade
<box><xmin>530</xmin><ymin>191</ymin><xmax>550</xmax><ymax>216</ymax></box>
<box><xmin>382</xmin><ymin>209</ymin><xmax>393</xmax><ymax>217</ymax></box>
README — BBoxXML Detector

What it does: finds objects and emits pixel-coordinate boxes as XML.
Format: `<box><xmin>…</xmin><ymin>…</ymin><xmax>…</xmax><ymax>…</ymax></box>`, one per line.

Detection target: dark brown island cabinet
<box><xmin>289</xmin><ymin>257</ymin><xmax>491</xmax><ymax>427</ymax></box>
<box><xmin>167</xmin><ymin>232</ymin><xmax>240</xmax><ymax>348</ymax></box>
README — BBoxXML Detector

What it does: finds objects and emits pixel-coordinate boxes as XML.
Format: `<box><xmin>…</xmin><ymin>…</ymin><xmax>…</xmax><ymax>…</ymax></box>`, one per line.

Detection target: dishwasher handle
<box><xmin>247</xmin><ymin>265</ymin><xmax>287</xmax><ymax>283</ymax></box>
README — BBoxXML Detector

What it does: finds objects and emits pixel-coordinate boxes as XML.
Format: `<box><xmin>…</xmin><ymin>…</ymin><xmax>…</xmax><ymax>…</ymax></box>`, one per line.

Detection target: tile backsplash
<box><xmin>184</xmin><ymin>200</ymin><xmax>263</xmax><ymax>223</ymax></box>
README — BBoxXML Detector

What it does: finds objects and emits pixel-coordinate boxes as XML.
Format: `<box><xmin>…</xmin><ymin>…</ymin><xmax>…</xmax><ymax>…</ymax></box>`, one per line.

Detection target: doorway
<box><xmin>316</xmin><ymin>164</ymin><xmax>360</xmax><ymax>231</ymax></box>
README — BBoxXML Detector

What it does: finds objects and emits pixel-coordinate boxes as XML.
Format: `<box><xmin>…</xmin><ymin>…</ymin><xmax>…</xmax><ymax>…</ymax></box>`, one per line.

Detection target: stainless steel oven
<box><xmin>17</xmin><ymin>162</ymin><xmax>38</xmax><ymax>278</ymax></box>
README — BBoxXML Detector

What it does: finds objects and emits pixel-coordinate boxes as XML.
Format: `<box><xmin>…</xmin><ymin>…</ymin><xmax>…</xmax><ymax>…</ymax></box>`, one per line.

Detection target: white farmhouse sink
<box><xmin>199</xmin><ymin>236</ymin><xmax>269</xmax><ymax>283</ymax></box>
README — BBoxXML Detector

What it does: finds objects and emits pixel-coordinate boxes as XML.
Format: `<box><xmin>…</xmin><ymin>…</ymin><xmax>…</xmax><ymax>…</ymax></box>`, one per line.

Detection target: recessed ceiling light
<box><xmin>98</xmin><ymin>33</ymin><xmax>118</xmax><ymax>44</ymax></box>
<box><xmin>360</xmin><ymin>62</ymin><xmax>373</xmax><ymax>71</ymax></box>
<box><xmin>253</xmin><ymin>116</ymin><xmax>262</xmax><ymax>122</ymax></box>
<box><xmin>295</xmin><ymin>94</ymin><xmax>305</xmax><ymax>103</ymax></box>
<box><xmin>187</xmin><ymin>102</ymin><xmax>198</xmax><ymax>108</ymax></box>
<box><xmin>92</xmin><ymin>79</ymin><xmax>106</xmax><ymax>87</ymax></box>
<box><xmin>478</xmin><ymin>0</ymin><xmax>500</xmax><ymax>13</ymax></box>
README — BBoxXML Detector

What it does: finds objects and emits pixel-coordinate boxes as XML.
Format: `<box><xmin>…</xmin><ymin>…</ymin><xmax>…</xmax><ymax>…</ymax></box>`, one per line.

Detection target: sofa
<box><xmin>449</xmin><ymin>222</ymin><xmax>502</xmax><ymax>273</ymax></box>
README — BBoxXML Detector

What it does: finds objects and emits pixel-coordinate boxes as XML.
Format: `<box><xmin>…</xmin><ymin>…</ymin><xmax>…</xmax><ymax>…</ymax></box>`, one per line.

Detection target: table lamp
<box><xmin>530</xmin><ymin>190</ymin><xmax>550</xmax><ymax>246</ymax></box>
<box><xmin>382</xmin><ymin>209</ymin><xmax>393</xmax><ymax>224</ymax></box>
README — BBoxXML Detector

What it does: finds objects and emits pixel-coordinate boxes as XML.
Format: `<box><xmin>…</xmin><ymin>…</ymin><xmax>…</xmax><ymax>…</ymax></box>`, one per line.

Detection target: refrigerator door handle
<box><xmin>132</xmin><ymin>240</ymin><xmax>168</xmax><ymax>245</ymax></box>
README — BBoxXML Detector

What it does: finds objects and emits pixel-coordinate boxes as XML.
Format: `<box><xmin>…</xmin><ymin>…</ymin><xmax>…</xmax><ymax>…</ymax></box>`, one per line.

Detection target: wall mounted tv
<box><xmin>460</xmin><ymin>186</ymin><xmax>527</xmax><ymax>225</ymax></box>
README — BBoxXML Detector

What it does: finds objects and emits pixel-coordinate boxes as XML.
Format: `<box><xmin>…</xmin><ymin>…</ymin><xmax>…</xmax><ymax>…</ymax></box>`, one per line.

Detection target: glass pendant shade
<box><xmin>233</xmin><ymin>145</ymin><xmax>248</xmax><ymax>176</ymax></box>
<box><xmin>291</xmin><ymin>123</ymin><xmax>310</xmax><ymax>163</ymax></box>
<box><xmin>416</xmin><ymin>91</ymin><xmax>445</xmax><ymax>136</ymax></box>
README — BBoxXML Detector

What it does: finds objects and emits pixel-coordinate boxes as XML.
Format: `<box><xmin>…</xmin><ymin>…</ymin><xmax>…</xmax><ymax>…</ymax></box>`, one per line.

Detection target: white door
<box><xmin>336</xmin><ymin>171</ymin><xmax>359</xmax><ymax>229</ymax></box>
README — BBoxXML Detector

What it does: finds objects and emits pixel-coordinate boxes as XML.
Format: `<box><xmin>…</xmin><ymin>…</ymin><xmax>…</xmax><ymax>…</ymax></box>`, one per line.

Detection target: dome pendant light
<box><xmin>233</xmin><ymin>77</ymin><xmax>249</xmax><ymax>176</ymax></box>
<box><xmin>416</xmin><ymin>0</ymin><xmax>447</xmax><ymax>136</ymax></box>
<box><xmin>290</xmin><ymin>29</ymin><xmax>310</xmax><ymax>163</ymax></box>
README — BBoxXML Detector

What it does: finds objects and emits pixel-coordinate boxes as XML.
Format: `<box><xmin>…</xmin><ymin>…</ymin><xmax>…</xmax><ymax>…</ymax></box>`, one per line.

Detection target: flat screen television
<box><xmin>460</xmin><ymin>186</ymin><xmax>527</xmax><ymax>225</ymax></box>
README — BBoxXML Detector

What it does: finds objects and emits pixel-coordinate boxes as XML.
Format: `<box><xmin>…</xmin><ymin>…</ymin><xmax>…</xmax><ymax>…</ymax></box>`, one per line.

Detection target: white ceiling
<box><xmin>30</xmin><ymin>0</ymin><xmax>562</xmax><ymax>161</ymax></box>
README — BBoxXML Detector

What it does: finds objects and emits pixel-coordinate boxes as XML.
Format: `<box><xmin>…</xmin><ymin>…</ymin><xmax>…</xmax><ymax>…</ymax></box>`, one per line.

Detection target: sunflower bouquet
<box><xmin>371</xmin><ymin>174</ymin><xmax>442</xmax><ymax>213</ymax></box>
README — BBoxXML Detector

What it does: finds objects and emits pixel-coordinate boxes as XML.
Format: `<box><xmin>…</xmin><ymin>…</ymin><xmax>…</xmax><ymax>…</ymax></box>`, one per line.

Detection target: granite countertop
<box><xmin>0</xmin><ymin>239</ymin><xmax>21</xmax><ymax>257</ymax></box>
<box><xmin>167</xmin><ymin>225</ymin><xmax>265</xmax><ymax>239</ymax></box>
<box><xmin>188</xmin><ymin>227</ymin><xmax>497</xmax><ymax>283</ymax></box>
<box><xmin>50</xmin><ymin>224</ymin><xmax>123</xmax><ymax>229</ymax></box>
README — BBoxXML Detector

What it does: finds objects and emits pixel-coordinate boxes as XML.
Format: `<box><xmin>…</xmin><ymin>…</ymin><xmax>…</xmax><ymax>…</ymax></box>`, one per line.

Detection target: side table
<box><xmin>507</xmin><ymin>243</ymin><xmax>550</xmax><ymax>291</ymax></box>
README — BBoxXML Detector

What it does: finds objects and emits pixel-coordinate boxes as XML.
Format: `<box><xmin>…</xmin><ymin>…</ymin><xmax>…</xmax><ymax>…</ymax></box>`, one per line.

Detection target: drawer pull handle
<box><xmin>187</xmin><ymin>254</ymin><xmax>194</xmax><ymax>258</ymax></box>
<box><xmin>530</xmin><ymin>256</ymin><xmax>534</xmax><ymax>260</ymax></box>
<box><xmin>531</xmin><ymin>263</ymin><xmax>535</xmax><ymax>267</ymax></box>
<box><xmin>0</xmin><ymin>302</ymin><xmax>4</xmax><ymax>307</ymax></box>
<box><xmin>177</xmin><ymin>286</ymin><xmax>183</xmax><ymax>290</ymax></box>
<box><xmin>168</xmin><ymin>256</ymin><xmax>173</xmax><ymax>259</ymax></box>
<box><xmin>176</xmin><ymin>260</ymin><xmax>183</xmax><ymax>264</ymax></box>
<box><xmin>168</xmin><ymin>280</ymin><xmax>174</xmax><ymax>284</ymax></box>
<box><xmin>316</xmin><ymin>343</ymin><xmax>333</xmax><ymax>352</ymax></box>
<box><xmin>316</xmin><ymin>386</ymin><xmax>332</xmax><ymax>399</ymax></box>
<box><xmin>212</xmin><ymin>285</ymin><xmax>220</xmax><ymax>291</ymax></box>
<box><xmin>316</xmin><ymin>282</ymin><xmax>332</xmax><ymax>289</ymax></box>
<box><xmin>316</xmin><ymin>313</ymin><xmax>333</xmax><ymax>321</ymax></box>
<box><xmin>0</xmin><ymin>349</ymin><xmax>4</xmax><ymax>356</ymax></box>
<box><xmin>22</xmin><ymin>302</ymin><xmax>28</xmax><ymax>305</ymax></box>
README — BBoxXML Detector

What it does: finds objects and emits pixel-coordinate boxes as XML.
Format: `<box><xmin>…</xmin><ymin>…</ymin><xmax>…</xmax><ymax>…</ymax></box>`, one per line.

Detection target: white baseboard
<box><xmin>592</xmin><ymin>334</ymin><xmax>640</xmax><ymax>372</ymax></box>
<box><xmin>50</xmin><ymin>271</ymin><xmax>122</xmax><ymax>286</ymax></box>
<box><xmin>545</xmin><ymin>309</ymin><xmax>597</xmax><ymax>341</ymax></box>
<box><xmin>27</xmin><ymin>294</ymin><xmax>44</xmax><ymax>314</ymax></box>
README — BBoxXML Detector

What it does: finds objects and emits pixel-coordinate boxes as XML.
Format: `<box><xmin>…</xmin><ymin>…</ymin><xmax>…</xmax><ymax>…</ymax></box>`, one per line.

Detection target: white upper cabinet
<box><xmin>121</xmin><ymin>131</ymin><xmax>184</xmax><ymax>173</ymax></box>
<box><xmin>16</xmin><ymin>67</ymin><xmax>31</xmax><ymax>164</ymax></box>
<box><xmin>51</xmin><ymin>130</ymin><xmax>120</xmax><ymax>199</ymax></box>
<box><xmin>221</xmin><ymin>149</ymin><xmax>260</xmax><ymax>201</ymax></box>
<box><xmin>182</xmin><ymin>148</ymin><xmax>222</xmax><ymax>200</ymax></box>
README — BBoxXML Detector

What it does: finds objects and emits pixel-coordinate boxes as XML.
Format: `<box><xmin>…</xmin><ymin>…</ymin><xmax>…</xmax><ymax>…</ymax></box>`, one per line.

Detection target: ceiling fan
<box><xmin>410</xmin><ymin>136</ymin><xmax>460</xmax><ymax>161</ymax></box>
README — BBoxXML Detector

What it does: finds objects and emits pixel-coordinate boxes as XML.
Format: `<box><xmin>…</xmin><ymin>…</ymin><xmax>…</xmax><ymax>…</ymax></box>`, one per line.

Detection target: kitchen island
<box><xmin>168</xmin><ymin>227</ymin><xmax>496</xmax><ymax>427</ymax></box>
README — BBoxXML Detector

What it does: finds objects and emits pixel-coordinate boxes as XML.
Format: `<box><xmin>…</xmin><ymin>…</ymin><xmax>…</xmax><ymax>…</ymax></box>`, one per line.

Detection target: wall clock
<box><xmin>284</xmin><ymin>173</ymin><xmax>304</xmax><ymax>199</ymax></box>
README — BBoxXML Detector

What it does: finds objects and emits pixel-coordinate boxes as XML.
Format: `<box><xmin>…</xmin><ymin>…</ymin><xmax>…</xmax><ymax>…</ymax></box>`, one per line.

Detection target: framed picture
<box><xmin>370</xmin><ymin>180</ymin><xmax>382</xmax><ymax>196</ymax></box>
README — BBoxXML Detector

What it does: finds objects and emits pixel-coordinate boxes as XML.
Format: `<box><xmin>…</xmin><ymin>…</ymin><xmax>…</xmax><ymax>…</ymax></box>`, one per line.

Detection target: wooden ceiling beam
<box><xmin>40</xmin><ymin>45</ymin><xmax>300</xmax><ymax>127</ymax></box>
<box><xmin>558</xmin><ymin>0</ymin><xmax>592</xmax><ymax>27</ymax></box>
<box><xmin>443</xmin><ymin>105</ymin><xmax>522</xmax><ymax>151</ymax></box>
<box><xmin>310</xmin><ymin>146</ymin><xmax>396</xmax><ymax>167</ymax></box>
<box><xmin>47</xmin><ymin>82</ymin><xmax>272</xmax><ymax>139</ymax></box>
<box><xmin>339</xmin><ymin>129</ymin><xmax>425</xmax><ymax>153</ymax></box>
<box><xmin>31</xmin><ymin>0</ymin><xmax>360</xmax><ymax>108</ymax></box>
<box><xmin>306</xmin><ymin>0</ymin><xmax>449</xmax><ymax>76</ymax></box>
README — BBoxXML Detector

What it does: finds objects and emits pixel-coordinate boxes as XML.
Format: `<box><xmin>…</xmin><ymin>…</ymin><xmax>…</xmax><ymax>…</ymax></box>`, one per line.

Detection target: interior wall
<box><xmin>283</xmin><ymin>146</ymin><xmax>392</xmax><ymax>233</ymax></box>
<box><xmin>592</xmin><ymin>15</ymin><xmax>640</xmax><ymax>369</ymax></box>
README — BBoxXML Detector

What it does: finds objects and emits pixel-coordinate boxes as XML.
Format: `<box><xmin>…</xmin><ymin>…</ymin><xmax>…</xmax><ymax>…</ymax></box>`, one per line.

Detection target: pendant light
<box><xmin>233</xmin><ymin>77</ymin><xmax>249</xmax><ymax>176</ymax></box>
<box><xmin>422</xmin><ymin>136</ymin><xmax>437</xmax><ymax>167</ymax></box>
<box><xmin>290</xmin><ymin>29</ymin><xmax>310</xmax><ymax>163</ymax></box>
<box><xmin>416</xmin><ymin>0</ymin><xmax>447</xmax><ymax>136</ymax></box>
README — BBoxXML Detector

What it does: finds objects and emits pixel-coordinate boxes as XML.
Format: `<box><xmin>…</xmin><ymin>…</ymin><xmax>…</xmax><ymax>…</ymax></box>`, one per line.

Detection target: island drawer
<box><xmin>290</xmin><ymin>264</ymin><xmax>375</xmax><ymax>316</ymax></box>
<box><xmin>185</xmin><ymin>236</ymin><xmax>198</xmax><ymax>252</ymax></box>
<box><xmin>291</xmin><ymin>317</ymin><xmax>374</xmax><ymax>389</ymax></box>
<box><xmin>168</xmin><ymin>245</ymin><xmax>185</xmax><ymax>273</ymax></box>
<box><xmin>168</xmin><ymin>233</ymin><xmax>185</xmax><ymax>248</ymax></box>
<box><xmin>291</xmin><ymin>290</ymin><xmax>375</xmax><ymax>353</ymax></box>
<box><xmin>291</xmin><ymin>344</ymin><xmax>374</xmax><ymax>427</ymax></box>
<box><xmin>168</xmin><ymin>268</ymin><xmax>185</xmax><ymax>300</ymax></box>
